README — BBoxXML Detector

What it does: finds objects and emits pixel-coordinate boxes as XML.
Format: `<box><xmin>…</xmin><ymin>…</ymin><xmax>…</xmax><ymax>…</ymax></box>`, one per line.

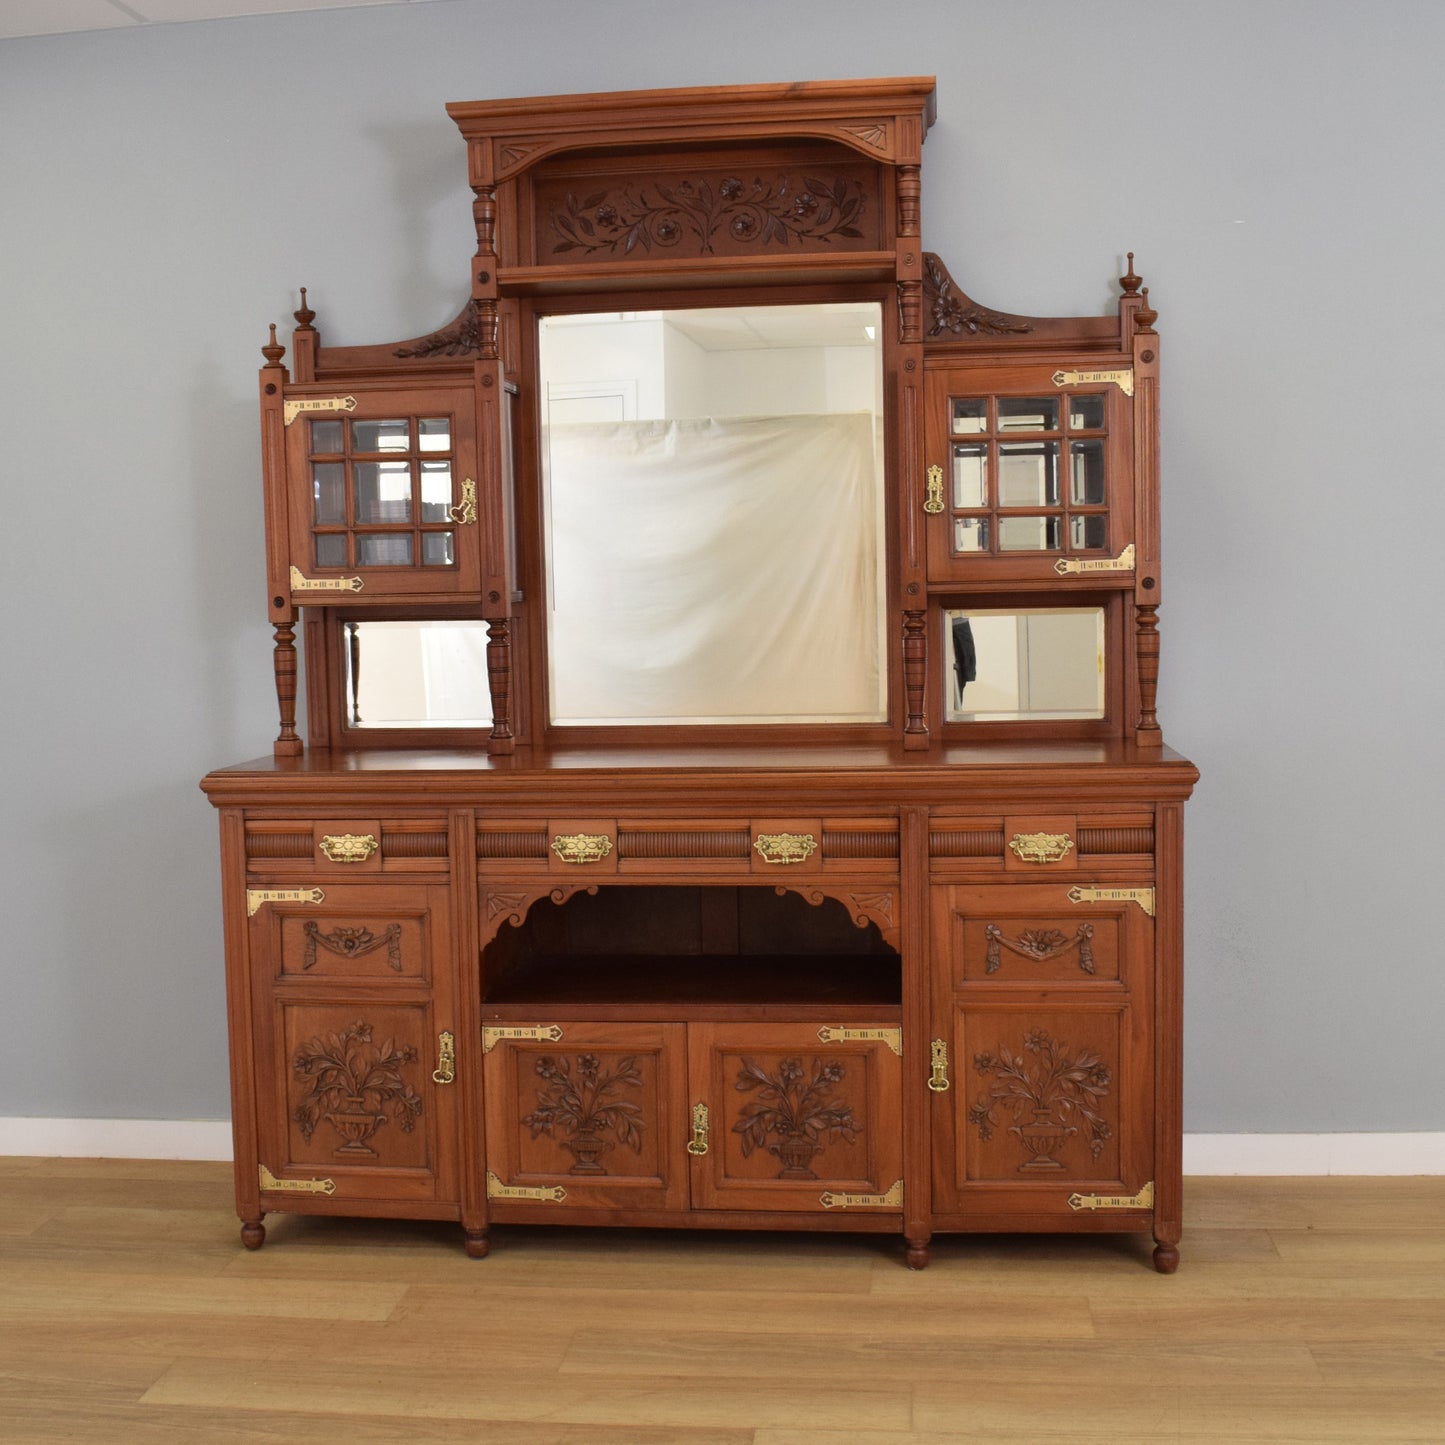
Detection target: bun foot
<box><xmin>1153</xmin><ymin>1241</ymin><xmax>1180</xmax><ymax>1274</ymax></box>
<box><xmin>905</xmin><ymin>1237</ymin><xmax>930</xmax><ymax>1270</ymax></box>
<box><xmin>464</xmin><ymin>1229</ymin><xmax>490</xmax><ymax>1259</ymax></box>
<box><xmin>240</xmin><ymin>1220</ymin><xmax>266</xmax><ymax>1250</ymax></box>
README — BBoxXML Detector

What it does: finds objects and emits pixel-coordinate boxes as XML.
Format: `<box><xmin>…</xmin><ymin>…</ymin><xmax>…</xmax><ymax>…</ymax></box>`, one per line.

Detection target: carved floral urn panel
<box><xmin>280</xmin><ymin>1004</ymin><xmax>435</xmax><ymax>1172</ymax></box>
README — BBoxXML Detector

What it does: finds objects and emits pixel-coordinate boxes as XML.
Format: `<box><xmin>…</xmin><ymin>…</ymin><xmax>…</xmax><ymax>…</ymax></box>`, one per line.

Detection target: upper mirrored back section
<box><xmin>539</xmin><ymin>301</ymin><xmax>887</xmax><ymax>727</ymax></box>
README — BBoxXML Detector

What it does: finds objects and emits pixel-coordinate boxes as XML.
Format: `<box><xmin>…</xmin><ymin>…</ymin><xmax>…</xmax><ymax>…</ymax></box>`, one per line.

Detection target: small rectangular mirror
<box><xmin>944</xmin><ymin>607</ymin><xmax>1104</xmax><ymax>721</ymax></box>
<box><xmin>344</xmin><ymin>621</ymin><xmax>493</xmax><ymax>728</ymax></box>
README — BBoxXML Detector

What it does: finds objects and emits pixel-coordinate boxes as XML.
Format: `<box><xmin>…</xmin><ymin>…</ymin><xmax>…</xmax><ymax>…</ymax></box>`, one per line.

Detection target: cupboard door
<box><xmin>930</xmin><ymin>885</ymin><xmax>1154</xmax><ymax>1220</ymax></box>
<box><xmin>284</xmin><ymin>386</ymin><xmax>482</xmax><ymax>604</ymax></box>
<box><xmin>250</xmin><ymin>887</ymin><xmax>458</xmax><ymax>1205</ymax></box>
<box><xmin>924</xmin><ymin>363</ymin><xmax>1135</xmax><ymax>587</ymax></box>
<box><xmin>687</xmin><ymin>1022</ymin><xmax>903</xmax><ymax>1215</ymax></box>
<box><xmin>483</xmin><ymin>1023</ymin><xmax>689</xmax><ymax>1213</ymax></box>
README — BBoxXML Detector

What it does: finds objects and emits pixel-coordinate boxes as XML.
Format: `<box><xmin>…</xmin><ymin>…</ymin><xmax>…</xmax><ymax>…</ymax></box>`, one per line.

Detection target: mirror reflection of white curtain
<box><xmin>547</xmin><ymin>413</ymin><xmax>885</xmax><ymax>724</ymax></box>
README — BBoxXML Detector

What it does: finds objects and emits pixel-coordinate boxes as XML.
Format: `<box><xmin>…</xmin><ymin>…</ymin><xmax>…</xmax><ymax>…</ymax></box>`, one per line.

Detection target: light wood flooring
<box><xmin>1</xmin><ymin>1159</ymin><xmax>1442</xmax><ymax>1442</ymax></box>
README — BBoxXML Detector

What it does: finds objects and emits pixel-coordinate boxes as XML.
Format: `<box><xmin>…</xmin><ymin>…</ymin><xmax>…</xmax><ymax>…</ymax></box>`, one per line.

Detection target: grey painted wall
<box><xmin>2</xmin><ymin>0</ymin><xmax>1441</xmax><ymax>1131</ymax></box>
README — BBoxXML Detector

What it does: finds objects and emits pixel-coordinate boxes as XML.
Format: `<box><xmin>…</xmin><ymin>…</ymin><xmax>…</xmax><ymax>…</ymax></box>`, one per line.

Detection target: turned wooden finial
<box><xmin>1136</xmin><ymin>285</ymin><xmax>1158</xmax><ymax>334</ymax></box>
<box><xmin>294</xmin><ymin>286</ymin><xmax>316</xmax><ymax>330</ymax></box>
<box><xmin>1121</xmin><ymin>251</ymin><xmax>1143</xmax><ymax>295</ymax></box>
<box><xmin>261</xmin><ymin>323</ymin><xmax>286</xmax><ymax>368</ymax></box>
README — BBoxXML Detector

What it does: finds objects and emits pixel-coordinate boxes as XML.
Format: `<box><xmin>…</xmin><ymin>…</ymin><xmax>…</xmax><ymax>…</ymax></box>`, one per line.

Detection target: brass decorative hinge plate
<box><xmin>1068</xmin><ymin>1180</ymin><xmax>1155</xmax><ymax>1212</ymax></box>
<box><xmin>283</xmin><ymin>395</ymin><xmax>358</xmax><ymax>426</ymax></box>
<box><xmin>259</xmin><ymin>1164</ymin><xmax>336</xmax><ymax>1195</ymax></box>
<box><xmin>820</xmin><ymin>1179</ymin><xmax>903</xmax><ymax>1210</ymax></box>
<box><xmin>318</xmin><ymin>833</ymin><xmax>379</xmax><ymax>864</ymax></box>
<box><xmin>448</xmin><ymin>477</ymin><xmax>478</xmax><ymax>525</ymax></box>
<box><xmin>923</xmin><ymin>462</ymin><xmax>945</xmax><ymax>514</ymax></box>
<box><xmin>290</xmin><ymin>565</ymin><xmax>364</xmax><ymax>593</ymax></box>
<box><xmin>1008</xmin><ymin>832</ymin><xmax>1074</xmax><ymax>865</ymax></box>
<box><xmin>1054</xmin><ymin>543</ymin><xmax>1136</xmax><ymax>576</ymax></box>
<box><xmin>486</xmin><ymin>1170</ymin><xmax>567</xmax><ymax>1203</ymax></box>
<box><xmin>432</xmin><ymin>1030</ymin><xmax>456</xmax><ymax>1085</ymax></box>
<box><xmin>1052</xmin><ymin>367</ymin><xmax>1133</xmax><ymax>397</ymax></box>
<box><xmin>1068</xmin><ymin>885</ymin><xmax>1156</xmax><ymax>918</ymax></box>
<box><xmin>753</xmin><ymin>832</ymin><xmax>818</xmax><ymax>865</ymax></box>
<box><xmin>550</xmin><ymin>833</ymin><xmax>613</xmax><ymax>864</ymax></box>
<box><xmin>816</xmin><ymin>1026</ymin><xmax>902</xmax><ymax>1057</ymax></box>
<box><xmin>246</xmin><ymin>886</ymin><xmax>325</xmax><ymax>918</ymax></box>
<box><xmin>481</xmin><ymin>1024</ymin><xmax>565</xmax><ymax>1054</ymax></box>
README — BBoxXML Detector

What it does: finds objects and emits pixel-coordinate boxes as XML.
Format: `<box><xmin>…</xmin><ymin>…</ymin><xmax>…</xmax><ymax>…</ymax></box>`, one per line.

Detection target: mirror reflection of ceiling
<box><xmin>546</xmin><ymin>304</ymin><xmax>880</xmax><ymax>353</ymax></box>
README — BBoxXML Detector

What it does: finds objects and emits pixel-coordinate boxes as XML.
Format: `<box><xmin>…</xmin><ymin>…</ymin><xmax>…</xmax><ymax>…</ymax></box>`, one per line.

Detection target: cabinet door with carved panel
<box><xmin>687</xmin><ymin>1022</ymin><xmax>903</xmax><ymax>1216</ymax></box>
<box><xmin>930</xmin><ymin>885</ymin><xmax>1154</xmax><ymax>1221</ymax></box>
<box><xmin>249</xmin><ymin>883</ymin><xmax>459</xmax><ymax>1205</ymax></box>
<box><xmin>482</xmin><ymin>1023</ymin><xmax>689</xmax><ymax>1214</ymax></box>
<box><xmin>281</xmin><ymin>385</ymin><xmax>482</xmax><ymax>605</ymax></box>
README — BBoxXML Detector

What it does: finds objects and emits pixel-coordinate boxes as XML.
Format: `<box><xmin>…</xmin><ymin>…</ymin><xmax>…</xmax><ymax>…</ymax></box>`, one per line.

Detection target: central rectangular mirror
<box><xmin>539</xmin><ymin>302</ymin><xmax>887</xmax><ymax>727</ymax></box>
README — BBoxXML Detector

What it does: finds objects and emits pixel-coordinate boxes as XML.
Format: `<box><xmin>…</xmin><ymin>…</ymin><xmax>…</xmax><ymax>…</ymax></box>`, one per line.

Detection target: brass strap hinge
<box><xmin>927</xmin><ymin>1037</ymin><xmax>951</xmax><ymax>1092</ymax></box>
<box><xmin>1054</xmin><ymin>543</ymin><xmax>1136</xmax><ymax>576</ymax></box>
<box><xmin>1068</xmin><ymin>1181</ymin><xmax>1155</xmax><ymax>1212</ymax></box>
<box><xmin>1068</xmin><ymin>885</ymin><xmax>1156</xmax><ymax>918</ymax></box>
<box><xmin>820</xmin><ymin>1179</ymin><xmax>903</xmax><ymax>1210</ymax></box>
<box><xmin>283</xmin><ymin>395</ymin><xmax>358</xmax><ymax>426</ymax></box>
<box><xmin>246</xmin><ymin>887</ymin><xmax>325</xmax><ymax>918</ymax></box>
<box><xmin>291</xmin><ymin>565</ymin><xmax>364</xmax><ymax>593</ymax></box>
<box><xmin>486</xmin><ymin>1170</ymin><xmax>567</xmax><ymax>1203</ymax></box>
<box><xmin>816</xmin><ymin>1026</ymin><xmax>902</xmax><ymax>1057</ymax></box>
<box><xmin>481</xmin><ymin>1024</ymin><xmax>564</xmax><ymax>1054</ymax></box>
<box><xmin>1052</xmin><ymin>367</ymin><xmax>1133</xmax><ymax>397</ymax></box>
<box><xmin>259</xmin><ymin>1164</ymin><xmax>335</xmax><ymax>1196</ymax></box>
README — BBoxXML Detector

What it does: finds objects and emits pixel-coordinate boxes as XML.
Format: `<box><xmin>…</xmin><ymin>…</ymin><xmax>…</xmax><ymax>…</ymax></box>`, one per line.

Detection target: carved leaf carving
<box><xmin>733</xmin><ymin>1056</ymin><xmax>860</xmax><ymax>1180</ymax></box>
<box><xmin>292</xmin><ymin>1020</ymin><xmax>423</xmax><ymax>1157</ymax></box>
<box><xmin>521</xmin><ymin>1053</ymin><xmax>645</xmax><ymax>1175</ymax></box>
<box><xmin>394</xmin><ymin>300</ymin><xmax>482</xmax><ymax>358</ymax></box>
<box><xmin>923</xmin><ymin>253</ymin><xmax>1033</xmax><ymax>337</ymax></box>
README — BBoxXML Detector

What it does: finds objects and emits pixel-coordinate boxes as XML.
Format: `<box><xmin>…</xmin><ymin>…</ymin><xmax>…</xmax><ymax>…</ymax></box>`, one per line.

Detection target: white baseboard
<box><xmin>2</xmin><ymin>1120</ymin><xmax>1444</xmax><ymax>1173</ymax></box>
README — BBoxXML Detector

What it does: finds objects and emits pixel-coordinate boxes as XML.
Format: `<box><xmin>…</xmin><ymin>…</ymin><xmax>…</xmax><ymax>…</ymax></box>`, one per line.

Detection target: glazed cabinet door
<box><xmin>483</xmin><ymin>1023</ymin><xmax>690</xmax><ymax>1214</ymax></box>
<box><xmin>930</xmin><ymin>885</ymin><xmax>1154</xmax><ymax>1222</ymax></box>
<box><xmin>283</xmin><ymin>385</ymin><xmax>482</xmax><ymax>605</ymax></box>
<box><xmin>687</xmin><ymin>1022</ymin><xmax>903</xmax><ymax>1216</ymax></box>
<box><xmin>249</xmin><ymin>883</ymin><xmax>459</xmax><ymax>1205</ymax></box>
<box><xmin>924</xmin><ymin>363</ymin><xmax>1135</xmax><ymax>587</ymax></box>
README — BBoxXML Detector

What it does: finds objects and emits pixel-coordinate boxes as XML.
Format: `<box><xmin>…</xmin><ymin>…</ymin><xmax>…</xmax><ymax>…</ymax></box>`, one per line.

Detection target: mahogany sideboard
<box><xmin>201</xmin><ymin>77</ymin><xmax>1197</xmax><ymax>1270</ymax></box>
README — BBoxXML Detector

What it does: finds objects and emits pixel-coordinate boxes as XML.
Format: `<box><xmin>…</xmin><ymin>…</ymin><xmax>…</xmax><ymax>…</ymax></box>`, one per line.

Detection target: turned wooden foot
<box><xmin>464</xmin><ymin>1229</ymin><xmax>490</xmax><ymax>1259</ymax></box>
<box><xmin>1153</xmin><ymin>1240</ymin><xmax>1180</xmax><ymax>1274</ymax></box>
<box><xmin>905</xmin><ymin>1236</ymin><xmax>931</xmax><ymax>1270</ymax></box>
<box><xmin>240</xmin><ymin>1219</ymin><xmax>266</xmax><ymax>1250</ymax></box>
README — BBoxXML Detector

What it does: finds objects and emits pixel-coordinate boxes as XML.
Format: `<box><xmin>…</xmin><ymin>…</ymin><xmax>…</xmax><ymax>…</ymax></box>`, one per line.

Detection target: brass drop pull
<box><xmin>923</xmin><ymin>463</ymin><xmax>945</xmax><ymax>514</ymax></box>
<box><xmin>432</xmin><ymin>1030</ymin><xmax>456</xmax><ymax>1085</ymax></box>
<box><xmin>319</xmin><ymin>833</ymin><xmax>379</xmax><ymax>864</ymax></box>
<box><xmin>686</xmin><ymin>1102</ymin><xmax>710</xmax><ymax>1156</ymax></box>
<box><xmin>449</xmin><ymin>477</ymin><xmax>477</xmax><ymax>526</ymax></box>
<box><xmin>928</xmin><ymin>1038</ymin><xmax>951</xmax><ymax>1093</ymax></box>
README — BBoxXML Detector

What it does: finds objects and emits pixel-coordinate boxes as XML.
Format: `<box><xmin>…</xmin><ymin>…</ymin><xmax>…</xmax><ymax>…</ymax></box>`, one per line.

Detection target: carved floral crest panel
<box><xmin>955</xmin><ymin>913</ymin><xmax>1122</xmax><ymax>985</ymax></box>
<box><xmin>532</xmin><ymin>157</ymin><xmax>883</xmax><ymax>265</ymax></box>
<box><xmin>278</xmin><ymin>910</ymin><xmax>426</xmax><ymax>980</ymax></box>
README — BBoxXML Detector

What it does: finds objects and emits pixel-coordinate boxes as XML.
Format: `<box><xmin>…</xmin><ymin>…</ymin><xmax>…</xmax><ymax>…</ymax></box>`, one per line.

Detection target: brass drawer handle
<box><xmin>1008</xmin><ymin>832</ymin><xmax>1073</xmax><ymax>864</ymax></box>
<box><xmin>927</xmin><ymin>1038</ymin><xmax>951</xmax><ymax>1092</ymax></box>
<box><xmin>753</xmin><ymin>833</ymin><xmax>817</xmax><ymax>865</ymax></box>
<box><xmin>550</xmin><ymin>833</ymin><xmax>613</xmax><ymax>864</ymax></box>
<box><xmin>432</xmin><ymin>1030</ymin><xmax>456</xmax><ymax>1085</ymax></box>
<box><xmin>686</xmin><ymin>1102</ymin><xmax>710</xmax><ymax>1156</ymax></box>
<box><xmin>319</xmin><ymin>833</ymin><xmax>379</xmax><ymax>864</ymax></box>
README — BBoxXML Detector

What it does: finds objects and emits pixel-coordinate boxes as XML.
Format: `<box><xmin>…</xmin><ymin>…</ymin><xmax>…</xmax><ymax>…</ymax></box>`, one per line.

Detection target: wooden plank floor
<box><xmin>1</xmin><ymin>1160</ymin><xmax>1443</xmax><ymax>1443</ymax></box>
